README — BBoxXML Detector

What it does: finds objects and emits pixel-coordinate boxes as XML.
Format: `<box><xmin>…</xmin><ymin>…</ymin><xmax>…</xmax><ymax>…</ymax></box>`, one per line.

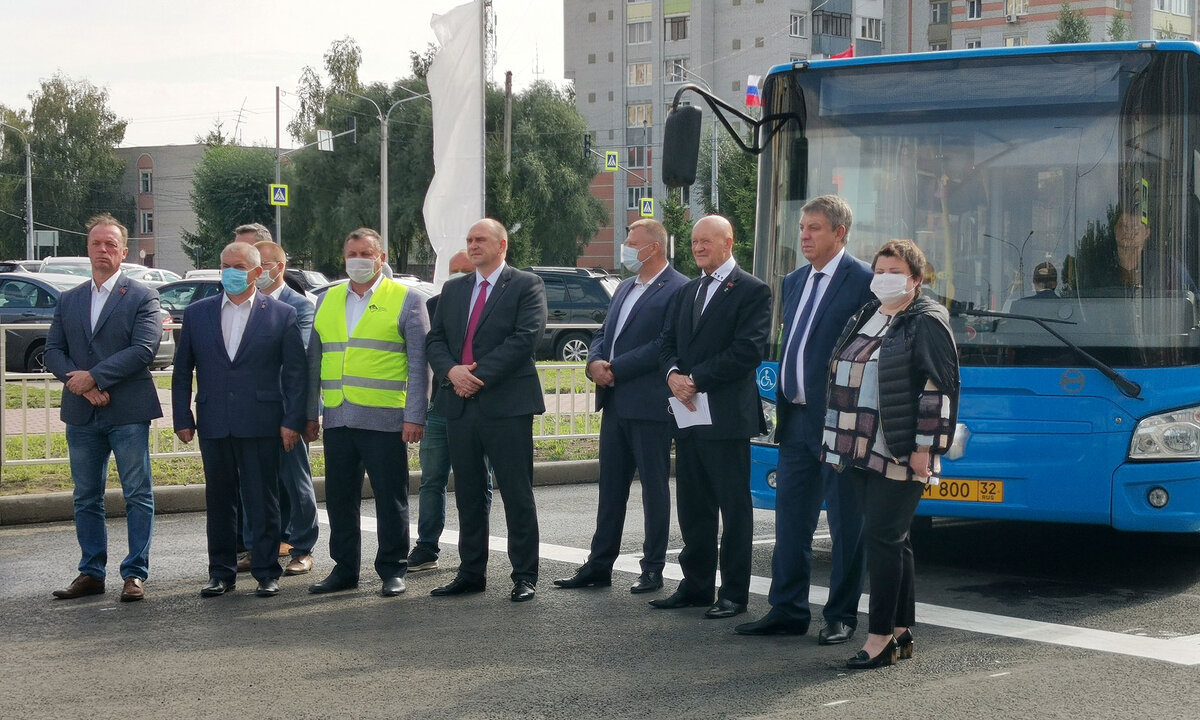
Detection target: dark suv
<box><xmin>525</xmin><ymin>267</ymin><xmax>620</xmax><ymax>362</ymax></box>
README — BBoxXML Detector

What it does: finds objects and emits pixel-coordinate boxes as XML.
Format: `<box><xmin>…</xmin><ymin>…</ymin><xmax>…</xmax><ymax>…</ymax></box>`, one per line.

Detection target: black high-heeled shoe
<box><xmin>895</xmin><ymin>629</ymin><xmax>914</xmax><ymax>660</ymax></box>
<box><xmin>845</xmin><ymin>637</ymin><xmax>898</xmax><ymax>670</ymax></box>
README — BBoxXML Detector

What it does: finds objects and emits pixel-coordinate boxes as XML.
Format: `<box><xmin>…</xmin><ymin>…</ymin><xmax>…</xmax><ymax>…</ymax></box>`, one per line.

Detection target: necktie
<box><xmin>461</xmin><ymin>279</ymin><xmax>489</xmax><ymax>365</ymax></box>
<box><xmin>781</xmin><ymin>272</ymin><xmax>825</xmax><ymax>403</ymax></box>
<box><xmin>692</xmin><ymin>275</ymin><xmax>714</xmax><ymax>331</ymax></box>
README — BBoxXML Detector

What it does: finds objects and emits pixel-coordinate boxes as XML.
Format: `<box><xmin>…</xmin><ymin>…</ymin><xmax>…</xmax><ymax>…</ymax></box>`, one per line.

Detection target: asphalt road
<box><xmin>3</xmin><ymin>482</ymin><xmax>1200</xmax><ymax>719</ymax></box>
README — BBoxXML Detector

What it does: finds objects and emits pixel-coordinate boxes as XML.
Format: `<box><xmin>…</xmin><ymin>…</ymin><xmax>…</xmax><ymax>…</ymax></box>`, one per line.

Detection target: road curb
<box><xmin>0</xmin><ymin>459</ymin><xmax>600</xmax><ymax>526</ymax></box>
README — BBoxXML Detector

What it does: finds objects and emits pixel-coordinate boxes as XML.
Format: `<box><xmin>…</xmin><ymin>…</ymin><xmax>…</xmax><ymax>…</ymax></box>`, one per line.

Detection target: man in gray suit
<box><xmin>46</xmin><ymin>214</ymin><xmax>163</xmax><ymax>602</ymax></box>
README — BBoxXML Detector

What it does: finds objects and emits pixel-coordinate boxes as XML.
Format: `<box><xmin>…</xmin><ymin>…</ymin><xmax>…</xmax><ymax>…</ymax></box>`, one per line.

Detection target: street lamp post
<box><xmin>343</xmin><ymin>88</ymin><xmax>431</xmax><ymax>254</ymax></box>
<box><xmin>1</xmin><ymin>121</ymin><xmax>34</xmax><ymax>260</ymax></box>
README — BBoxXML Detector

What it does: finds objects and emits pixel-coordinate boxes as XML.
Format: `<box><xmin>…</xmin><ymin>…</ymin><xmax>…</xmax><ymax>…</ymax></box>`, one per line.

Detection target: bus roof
<box><xmin>765</xmin><ymin>40</ymin><xmax>1200</xmax><ymax>79</ymax></box>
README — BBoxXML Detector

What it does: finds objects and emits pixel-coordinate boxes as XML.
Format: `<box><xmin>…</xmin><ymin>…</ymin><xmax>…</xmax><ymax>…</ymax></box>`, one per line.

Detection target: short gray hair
<box><xmin>344</xmin><ymin>227</ymin><xmax>385</xmax><ymax>255</ymax></box>
<box><xmin>221</xmin><ymin>241</ymin><xmax>261</xmax><ymax>267</ymax></box>
<box><xmin>234</xmin><ymin>223</ymin><xmax>273</xmax><ymax>243</ymax></box>
<box><xmin>801</xmin><ymin>195</ymin><xmax>853</xmax><ymax>239</ymax></box>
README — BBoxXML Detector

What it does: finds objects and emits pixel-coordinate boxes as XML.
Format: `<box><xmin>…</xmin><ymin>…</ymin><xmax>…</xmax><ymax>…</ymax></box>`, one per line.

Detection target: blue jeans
<box><xmin>66</xmin><ymin>419</ymin><xmax>154</xmax><ymax>581</ymax></box>
<box><xmin>416</xmin><ymin>408</ymin><xmax>491</xmax><ymax>554</ymax></box>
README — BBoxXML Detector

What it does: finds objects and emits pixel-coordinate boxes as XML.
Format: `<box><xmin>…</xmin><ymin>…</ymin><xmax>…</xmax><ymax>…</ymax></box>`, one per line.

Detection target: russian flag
<box><xmin>745</xmin><ymin>75</ymin><xmax>762</xmax><ymax>107</ymax></box>
<box><xmin>830</xmin><ymin>44</ymin><xmax>854</xmax><ymax>59</ymax></box>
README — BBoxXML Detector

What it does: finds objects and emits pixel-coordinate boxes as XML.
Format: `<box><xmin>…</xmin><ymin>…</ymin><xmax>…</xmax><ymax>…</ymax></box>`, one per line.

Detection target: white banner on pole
<box><xmin>423</xmin><ymin>0</ymin><xmax>484</xmax><ymax>290</ymax></box>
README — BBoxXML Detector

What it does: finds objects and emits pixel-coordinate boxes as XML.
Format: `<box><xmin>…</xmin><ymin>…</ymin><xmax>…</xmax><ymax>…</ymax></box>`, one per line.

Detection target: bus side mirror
<box><xmin>663</xmin><ymin>105</ymin><xmax>703</xmax><ymax>188</ymax></box>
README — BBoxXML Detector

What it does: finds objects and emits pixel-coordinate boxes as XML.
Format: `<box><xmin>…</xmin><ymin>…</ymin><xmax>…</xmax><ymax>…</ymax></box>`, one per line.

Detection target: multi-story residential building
<box><xmin>114</xmin><ymin>144</ymin><xmax>206</xmax><ymax>274</ymax></box>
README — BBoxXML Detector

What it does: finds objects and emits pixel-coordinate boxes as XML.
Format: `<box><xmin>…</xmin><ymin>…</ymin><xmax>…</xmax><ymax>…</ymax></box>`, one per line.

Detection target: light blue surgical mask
<box><xmin>621</xmin><ymin>243</ymin><xmax>651</xmax><ymax>273</ymax></box>
<box><xmin>221</xmin><ymin>267</ymin><xmax>251</xmax><ymax>295</ymax></box>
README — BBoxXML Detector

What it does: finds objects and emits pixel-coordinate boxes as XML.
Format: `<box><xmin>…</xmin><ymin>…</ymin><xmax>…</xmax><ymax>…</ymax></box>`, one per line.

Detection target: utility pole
<box><xmin>1</xmin><ymin>121</ymin><xmax>34</xmax><ymax>259</ymax></box>
<box><xmin>504</xmin><ymin>71</ymin><xmax>513</xmax><ymax>175</ymax></box>
<box><xmin>274</xmin><ymin>85</ymin><xmax>282</xmax><ymax>244</ymax></box>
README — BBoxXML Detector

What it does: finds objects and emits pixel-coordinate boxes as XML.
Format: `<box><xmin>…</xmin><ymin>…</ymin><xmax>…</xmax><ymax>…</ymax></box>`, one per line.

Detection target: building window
<box><xmin>588</xmin><ymin>53</ymin><xmax>596</xmax><ymax>64</ymax></box>
<box><xmin>628</xmin><ymin>62</ymin><xmax>652</xmax><ymax>86</ymax></box>
<box><xmin>1155</xmin><ymin>0</ymin><xmax>1188</xmax><ymax>13</ymax></box>
<box><xmin>1005</xmin><ymin>0</ymin><xmax>1029</xmax><ymax>14</ymax></box>
<box><xmin>664</xmin><ymin>57</ymin><xmax>689</xmax><ymax>84</ymax></box>
<box><xmin>139</xmin><ymin>211</ymin><xmax>153</xmax><ymax>235</ymax></box>
<box><xmin>1003</xmin><ymin>35</ymin><xmax>1028</xmax><ymax>47</ymax></box>
<box><xmin>627</xmin><ymin>103</ymin><xmax>653</xmax><ymax>127</ymax></box>
<box><xmin>139</xmin><ymin>170</ymin><xmax>152</xmax><ymax>194</ymax></box>
<box><xmin>627</xmin><ymin>145</ymin><xmax>648</xmax><ymax>169</ymax></box>
<box><xmin>588</xmin><ymin>92</ymin><xmax>596</xmax><ymax>103</ymax></box>
<box><xmin>628</xmin><ymin>20</ymin><xmax>651</xmax><ymax>44</ymax></box>
<box><xmin>930</xmin><ymin>42</ymin><xmax>948</xmax><ymax>51</ymax></box>
<box><xmin>665</xmin><ymin>15</ymin><xmax>688</xmax><ymax>41</ymax></box>
<box><xmin>731</xmin><ymin>80</ymin><xmax>741</xmax><ymax>92</ymax></box>
<box><xmin>628</xmin><ymin>185</ymin><xmax>652</xmax><ymax>210</ymax></box>
<box><xmin>755</xmin><ymin>36</ymin><xmax>764</xmax><ymax>48</ymax></box>
<box><xmin>588</xmin><ymin>11</ymin><xmax>596</xmax><ymax>22</ymax></box>
<box><xmin>813</xmin><ymin>11</ymin><xmax>851</xmax><ymax>37</ymax></box>
<box><xmin>967</xmin><ymin>0</ymin><xmax>982</xmax><ymax>20</ymax></box>
<box><xmin>859</xmin><ymin>17</ymin><xmax>881</xmax><ymax>41</ymax></box>
<box><xmin>930</xmin><ymin>2</ymin><xmax>949</xmax><ymax>24</ymax></box>
<box><xmin>966</xmin><ymin>38</ymin><xmax>982</xmax><ymax>49</ymax></box>
<box><xmin>790</xmin><ymin>13</ymin><xmax>807</xmax><ymax>37</ymax></box>
<box><xmin>733</xmin><ymin>38</ymin><xmax>741</xmax><ymax>50</ymax></box>
<box><xmin>790</xmin><ymin>53</ymin><xmax>807</xmax><ymax>63</ymax></box>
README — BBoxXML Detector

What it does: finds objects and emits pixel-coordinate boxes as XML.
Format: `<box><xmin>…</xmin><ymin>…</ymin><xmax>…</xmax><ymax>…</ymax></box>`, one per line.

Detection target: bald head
<box><xmin>448</xmin><ymin>249</ymin><xmax>473</xmax><ymax>275</ymax></box>
<box><xmin>691</xmin><ymin>215</ymin><xmax>734</xmax><ymax>275</ymax></box>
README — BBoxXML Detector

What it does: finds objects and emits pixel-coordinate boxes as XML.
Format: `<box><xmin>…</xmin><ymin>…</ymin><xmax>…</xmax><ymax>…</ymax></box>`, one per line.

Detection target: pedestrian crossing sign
<box><xmin>640</xmin><ymin>197</ymin><xmax>654</xmax><ymax>218</ymax></box>
<box><xmin>269</xmin><ymin>184</ymin><xmax>289</xmax><ymax>207</ymax></box>
<box><xmin>605</xmin><ymin>151</ymin><xmax>619</xmax><ymax>172</ymax></box>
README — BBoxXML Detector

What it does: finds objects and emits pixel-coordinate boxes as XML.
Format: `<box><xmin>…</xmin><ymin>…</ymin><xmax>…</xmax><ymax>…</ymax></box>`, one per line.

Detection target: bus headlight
<box><xmin>754</xmin><ymin>398</ymin><xmax>778</xmax><ymax>446</ymax></box>
<box><xmin>1129</xmin><ymin>407</ymin><xmax>1200</xmax><ymax>460</ymax></box>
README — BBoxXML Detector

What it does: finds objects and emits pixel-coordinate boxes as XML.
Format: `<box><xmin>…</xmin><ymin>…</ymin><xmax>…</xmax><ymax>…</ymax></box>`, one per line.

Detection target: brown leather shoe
<box><xmin>52</xmin><ymin>573</ymin><xmax>104</xmax><ymax>600</ymax></box>
<box><xmin>120</xmin><ymin>577</ymin><xmax>145</xmax><ymax>602</ymax></box>
<box><xmin>279</xmin><ymin>542</ymin><xmax>293</xmax><ymax>557</ymax></box>
<box><xmin>236</xmin><ymin>551</ymin><xmax>252</xmax><ymax>573</ymax></box>
<box><xmin>283</xmin><ymin>554</ymin><xmax>314</xmax><ymax>576</ymax></box>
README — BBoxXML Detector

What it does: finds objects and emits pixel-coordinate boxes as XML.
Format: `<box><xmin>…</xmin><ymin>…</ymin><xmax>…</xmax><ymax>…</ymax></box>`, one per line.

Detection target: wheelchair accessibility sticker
<box><xmin>757</xmin><ymin>365</ymin><xmax>778</xmax><ymax>394</ymax></box>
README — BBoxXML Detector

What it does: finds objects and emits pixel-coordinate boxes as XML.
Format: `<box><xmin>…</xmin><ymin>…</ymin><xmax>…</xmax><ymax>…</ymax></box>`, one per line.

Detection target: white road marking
<box><xmin>823</xmin><ymin>700</ymin><xmax>852</xmax><ymax>707</ymax></box>
<box><xmin>990</xmin><ymin>672</ymin><xmax>1012</xmax><ymax>678</ymax></box>
<box><xmin>315</xmin><ymin>509</ymin><xmax>1200</xmax><ymax>666</ymax></box>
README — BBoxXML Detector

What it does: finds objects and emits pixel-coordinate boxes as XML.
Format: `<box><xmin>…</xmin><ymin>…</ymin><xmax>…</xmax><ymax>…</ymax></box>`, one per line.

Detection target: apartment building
<box><xmin>114</xmin><ymin>144</ymin><xmax>207</xmax><ymax>274</ymax></box>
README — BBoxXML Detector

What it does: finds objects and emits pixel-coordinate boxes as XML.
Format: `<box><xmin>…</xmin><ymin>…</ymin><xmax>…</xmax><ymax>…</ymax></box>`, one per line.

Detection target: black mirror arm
<box><xmin>668</xmin><ymin>84</ymin><xmax>801</xmax><ymax>156</ymax></box>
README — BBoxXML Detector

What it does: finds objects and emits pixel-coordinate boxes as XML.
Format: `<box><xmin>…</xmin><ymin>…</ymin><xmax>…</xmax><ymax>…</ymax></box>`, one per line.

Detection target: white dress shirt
<box><xmin>469</xmin><ymin>262</ymin><xmax>505</xmax><ymax>315</ymax></box>
<box><xmin>345</xmin><ymin>273</ymin><xmax>384</xmax><ymax>334</ymax></box>
<box><xmin>696</xmin><ymin>255</ymin><xmax>738</xmax><ymax>314</ymax></box>
<box><xmin>89</xmin><ymin>272</ymin><xmax>120</xmax><ymax>332</ymax></box>
<box><xmin>220</xmin><ymin>291</ymin><xmax>257</xmax><ymax>360</ymax></box>
<box><xmin>782</xmin><ymin>246</ymin><xmax>845</xmax><ymax>404</ymax></box>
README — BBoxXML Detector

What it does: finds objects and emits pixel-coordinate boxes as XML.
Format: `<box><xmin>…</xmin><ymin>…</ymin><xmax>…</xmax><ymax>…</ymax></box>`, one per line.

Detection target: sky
<box><xmin>0</xmin><ymin>0</ymin><xmax>565</xmax><ymax>148</ymax></box>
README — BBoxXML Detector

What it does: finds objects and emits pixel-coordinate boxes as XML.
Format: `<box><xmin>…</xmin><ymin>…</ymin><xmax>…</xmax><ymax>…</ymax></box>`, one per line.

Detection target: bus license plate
<box><xmin>921</xmin><ymin>478</ymin><xmax>1004</xmax><ymax>503</ymax></box>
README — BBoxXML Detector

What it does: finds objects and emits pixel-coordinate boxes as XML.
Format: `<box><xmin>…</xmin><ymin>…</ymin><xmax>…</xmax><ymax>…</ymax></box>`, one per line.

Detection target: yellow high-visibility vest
<box><xmin>313</xmin><ymin>280</ymin><xmax>410</xmax><ymax>408</ymax></box>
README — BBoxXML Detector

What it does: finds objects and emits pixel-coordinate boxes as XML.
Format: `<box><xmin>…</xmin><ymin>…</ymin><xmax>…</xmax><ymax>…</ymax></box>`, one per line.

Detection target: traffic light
<box><xmin>347</xmin><ymin>117</ymin><xmax>357</xmax><ymax>144</ymax></box>
<box><xmin>583</xmin><ymin>132</ymin><xmax>591</xmax><ymax>160</ymax></box>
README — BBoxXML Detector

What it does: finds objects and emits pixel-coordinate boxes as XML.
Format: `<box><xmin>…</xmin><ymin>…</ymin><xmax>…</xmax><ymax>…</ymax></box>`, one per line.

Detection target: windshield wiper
<box><xmin>952</xmin><ymin>308</ymin><xmax>1142</xmax><ymax>400</ymax></box>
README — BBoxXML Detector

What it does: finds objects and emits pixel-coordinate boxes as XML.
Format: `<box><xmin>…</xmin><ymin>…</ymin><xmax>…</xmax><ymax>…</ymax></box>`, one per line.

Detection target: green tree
<box><xmin>662</xmin><ymin>195</ymin><xmax>696</xmax><ymax>276</ymax></box>
<box><xmin>181</xmin><ymin>145</ymin><xmax>279</xmax><ymax>268</ymax></box>
<box><xmin>696</xmin><ymin>128</ymin><xmax>757</xmax><ymax>268</ymax></box>
<box><xmin>1108</xmin><ymin>11</ymin><xmax>1130</xmax><ymax>41</ymax></box>
<box><xmin>0</xmin><ymin>74</ymin><xmax>132</xmax><ymax>258</ymax></box>
<box><xmin>1048</xmin><ymin>2</ymin><xmax>1092</xmax><ymax>44</ymax></box>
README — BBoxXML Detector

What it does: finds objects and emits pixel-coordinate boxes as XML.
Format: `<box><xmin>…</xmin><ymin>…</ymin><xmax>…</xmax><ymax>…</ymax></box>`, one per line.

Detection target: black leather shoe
<box><xmin>819</xmin><ymin>621</ymin><xmax>855</xmax><ymax>645</ymax></box>
<box><xmin>704</xmin><ymin>598</ymin><xmax>747</xmax><ymax>619</ymax></box>
<box><xmin>630</xmin><ymin>571</ymin><xmax>664</xmax><ymax>594</ymax></box>
<box><xmin>846</xmin><ymin>637</ymin><xmax>898</xmax><ymax>669</ymax></box>
<box><xmin>735</xmin><ymin>612</ymin><xmax>809</xmax><ymax>636</ymax></box>
<box><xmin>511</xmin><ymin>580</ymin><xmax>536</xmax><ymax>602</ymax></box>
<box><xmin>431</xmin><ymin>576</ymin><xmax>486</xmax><ymax>597</ymax></box>
<box><xmin>552</xmin><ymin>567</ymin><xmax>611</xmax><ymax>589</ymax></box>
<box><xmin>308</xmin><ymin>571</ymin><xmax>359</xmax><ymax>595</ymax></box>
<box><xmin>200</xmin><ymin>578</ymin><xmax>235</xmax><ymax>597</ymax></box>
<box><xmin>381</xmin><ymin>577</ymin><xmax>407</xmax><ymax>597</ymax></box>
<box><xmin>648</xmin><ymin>588</ymin><xmax>712</xmax><ymax>610</ymax></box>
<box><xmin>256</xmin><ymin>579</ymin><xmax>280</xmax><ymax>597</ymax></box>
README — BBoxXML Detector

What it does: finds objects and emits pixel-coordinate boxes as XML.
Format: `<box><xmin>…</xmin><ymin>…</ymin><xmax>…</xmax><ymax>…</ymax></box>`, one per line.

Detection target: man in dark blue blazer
<box><xmin>736</xmin><ymin>194</ymin><xmax>874</xmax><ymax>643</ymax></box>
<box><xmin>652</xmin><ymin>215</ymin><xmax>771</xmax><ymax>620</ymax></box>
<box><xmin>553</xmin><ymin>219</ymin><xmax>687</xmax><ymax>595</ymax></box>
<box><xmin>253</xmin><ymin>238</ymin><xmax>319</xmax><ymax>577</ymax></box>
<box><xmin>46</xmin><ymin>214</ymin><xmax>163</xmax><ymax>603</ymax></box>
<box><xmin>172</xmin><ymin>241</ymin><xmax>307</xmax><ymax>598</ymax></box>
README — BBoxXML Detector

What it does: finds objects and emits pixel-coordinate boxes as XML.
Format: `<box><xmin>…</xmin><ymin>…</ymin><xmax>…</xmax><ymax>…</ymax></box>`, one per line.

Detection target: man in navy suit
<box><xmin>651</xmin><ymin>215</ymin><xmax>771</xmax><ymax>620</ymax></box>
<box><xmin>173</xmin><ymin>241</ymin><xmax>307</xmax><ymax>598</ymax></box>
<box><xmin>553</xmin><ymin>219</ymin><xmax>687</xmax><ymax>595</ymax></box>
<box><xmin>254</xmin><ymin>239</ymin><xmax>319</xmax><ymax>577</ymax></box>
<box><xmin>736</xmin><ymin>194</ymin><xmax>874</xmax><ymax>643</ymax></box>
<box><xmin>46</xmin><ymin>214</ymin><xmax>163</xmax><ymax>602</ymax></box>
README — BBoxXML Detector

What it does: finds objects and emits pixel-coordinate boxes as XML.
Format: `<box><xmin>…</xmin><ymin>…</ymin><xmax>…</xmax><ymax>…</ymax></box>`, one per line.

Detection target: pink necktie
<box><xmin>461</xmin><ymin>280</ymin><xmax>489</xmax><ymax>365</ymax></box>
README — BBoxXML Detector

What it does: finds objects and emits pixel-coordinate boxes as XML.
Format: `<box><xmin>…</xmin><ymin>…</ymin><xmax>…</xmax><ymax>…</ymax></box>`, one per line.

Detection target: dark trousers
<box><xmin>323</xmin><ymin>426</ymin><xmax>410</xmax><ymax>581</ymax></box>
<box><xmin>768</xmin><ymin>406</ymin><xmax>866</xmax><ymax>627</ymax></box>
<box><xmin>447</xmin><ymin>405</ymin><xmax>539</xmax><ymax>584</ymax></box>
<box><xmin>586</xmin><ymin>415</ymin><xmax>673</xmax><ymax>574</ymax></box>
<box><xmin>674</xmin><ymin>436</ymin><xmax>752</xmax><ymax>605</ymax></box>
<box><xmin>848</xmin><ymin>467</ymin><xmax>926</xmax><ymax>635</ymax></box>
<box><xmin>200</xmin><ymin>436</ymin><xmax>281</xmax><ymax>583</ymax></box>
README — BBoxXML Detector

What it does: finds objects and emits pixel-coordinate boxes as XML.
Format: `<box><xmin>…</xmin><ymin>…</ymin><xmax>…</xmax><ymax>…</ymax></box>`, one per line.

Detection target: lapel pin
<box><xmin>119</xmin><ymin>287</ymin><xmax>127</xmax><ymax>295</ymax></box>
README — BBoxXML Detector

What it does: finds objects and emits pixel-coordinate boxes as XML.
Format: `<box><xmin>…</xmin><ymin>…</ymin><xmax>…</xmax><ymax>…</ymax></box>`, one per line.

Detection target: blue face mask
<box><xmin>221</xmin><ymin>267</ymin><xmax>251</xmax><ymax>295</ymax></box>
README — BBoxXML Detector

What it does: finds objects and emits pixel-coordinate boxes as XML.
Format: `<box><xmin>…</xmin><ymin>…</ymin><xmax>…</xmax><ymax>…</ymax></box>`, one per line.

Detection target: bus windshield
<box><xmin>757</xmin><ymin>49</ymin><xmax>1200</xmax><ymax>368</ymax></box>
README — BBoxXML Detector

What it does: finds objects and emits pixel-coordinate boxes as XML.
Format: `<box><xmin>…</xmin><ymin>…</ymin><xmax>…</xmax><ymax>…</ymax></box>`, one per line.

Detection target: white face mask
<box><xmin>253</xmin><ymin>262</ymin><xmax>280</xmax><ymax>291</ymax></box>
<box><xmin>870</xmin><ymin>272</ymin><xmax>914</xmax><ymax>305</ymax></box>
<box><xmin>621</xmin><ymin>243</ymin><xmax>647</xmax><ymax>273</ymax></box>
<box><xmin>346</xmin><ymin>257</ymin><xmax>379</xmax><ymax>284</ymax></box>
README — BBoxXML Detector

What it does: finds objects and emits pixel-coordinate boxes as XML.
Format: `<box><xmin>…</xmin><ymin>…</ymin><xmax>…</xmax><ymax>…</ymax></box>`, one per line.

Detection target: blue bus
<box><xmin>664</xmin><ymin>42</ymin><xmax>1200</xmax><ymax>533</ymax></box>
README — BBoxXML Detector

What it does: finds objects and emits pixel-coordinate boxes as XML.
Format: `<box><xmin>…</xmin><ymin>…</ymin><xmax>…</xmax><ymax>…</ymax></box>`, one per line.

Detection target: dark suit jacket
<box><xmin>590</xmin><ymin>266</ymin><xmax>688</xmax><ymax>422</ymax></box>
<box><xmin>775</xmin><ymin>251</ymin><xmax>874</xmax><ymax>441</ymax></box>
<box><xmin>660</xmin><ymin>265</ymin><xmax>772</xmax><ymax>439</ymax></box>
<box><xmin>426</xmin><ymin>264</ymin><xmax>547</xmax><ymax>420</ymax></box>
<box><xmin>172</xmin><ymin>293</ymin><xmax>307</xmax><ymax>439</ymax></box>
<box><xmin>276</xmin><ymin>284</ymin><xmax>315</xmax><ymax>348</ymax></box>
<box><xmin>45</xmin><ymin>274</ymin><xmax>163</xmax><ymax>426</ymax></box>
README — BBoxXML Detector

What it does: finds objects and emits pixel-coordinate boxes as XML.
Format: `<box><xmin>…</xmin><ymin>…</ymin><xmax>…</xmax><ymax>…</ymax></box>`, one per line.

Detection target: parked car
<box><xmin>525</xmin><ymin>267</ymin><xmax>620</xmax><ymax>361</ymax></box>
<box><xmin>184</xmin><ymin>269</ymin><xmax>221</xmax><ymax>280</ymax></box>
<box><xmin>121</xmin><ymin>266</ymin><xmax>182</xmax><ymax>288</ymax></box>
<box><xmin>0</xmin><ymin>272</ymin><xmax>175</xmax><ymax>372</ymax></box>
<box><xmin>156</xmin><ymin>279</ymin><xmax>223</xmax><ymax>342</ymax></box>
<box><xmin>0</xmin><ymin>259</ymin><xmax>43</xmax><ymax>273</ymax></box>
<box><xmin>42</xmin><ymin>257</ymin><xmax>159</xmax><ymax>282</ymax></box>
<box><xmin>285</xmin><ymin>268</ymin><xmax>330</xmax><ymax>291</ymax></box>
<box><xmin>312</xmin><ymin>276</ymin><xmax>436</xmax><ymax>301</ymax></box>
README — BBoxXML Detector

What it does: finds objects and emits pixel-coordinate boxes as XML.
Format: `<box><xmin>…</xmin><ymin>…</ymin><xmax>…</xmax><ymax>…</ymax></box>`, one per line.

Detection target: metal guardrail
<box><xmin>1</xmin><ymin>322</ymin><xmax>600</xmax><ymax>474</ymax></box>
